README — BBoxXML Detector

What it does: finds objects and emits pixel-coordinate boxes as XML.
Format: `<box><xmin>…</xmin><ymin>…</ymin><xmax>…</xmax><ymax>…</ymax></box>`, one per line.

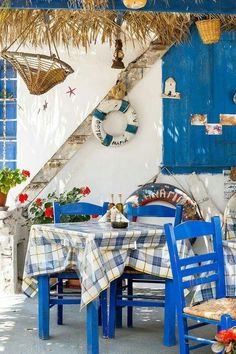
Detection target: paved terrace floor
<box><xmin>0</xmin><ymin>293</ymin><xmax>214</xmax><ymax>354</ymax></box>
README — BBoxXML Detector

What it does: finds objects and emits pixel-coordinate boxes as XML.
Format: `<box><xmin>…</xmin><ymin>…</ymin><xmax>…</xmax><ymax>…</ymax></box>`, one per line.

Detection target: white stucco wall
<box><xmin>7</xmin><ymin>40</ymin><xmax>225</xmax><ymax>214</ymax></box>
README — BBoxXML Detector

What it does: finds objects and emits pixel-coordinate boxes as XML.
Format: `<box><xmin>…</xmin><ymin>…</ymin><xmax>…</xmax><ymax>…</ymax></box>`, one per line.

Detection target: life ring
<box><xmin>92</xmin><ymin>99</ymin><xmax>138</xmax><ymax>147</ymax></box>
<box><xmin>125</xmin><ymin>182</ymin><xmax>200</xmax><ymax>220</ymax></box>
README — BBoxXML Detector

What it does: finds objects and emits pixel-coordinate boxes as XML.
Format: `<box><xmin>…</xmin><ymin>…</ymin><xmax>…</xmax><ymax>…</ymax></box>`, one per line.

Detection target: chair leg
<box><xmin>116</xmin><ymin>279</ymin><xmax>123</xmax><ymax>328</ymax></box>
<box><xmin>57</xmin><ymin>279</ymin><xmax>63</xmax><ymax>325</ymax></box>
<box><xmin>220</xmin><ymin>314</ymin><xmax>233</xmax><ymax>330</ymax></box>
<box><xmin>164</xmin><ymin>279</ymin><xmax>176</xmax><ymax>346</ymax></box>
<box><xmin>38</xmin><ymin>274</ymin><xmax>50</xmax><ymax>339</ymax></box>
<box><xmin>100</xmin><ymin>290</ymin><xmax>108</xmax><ymax>338</ymax></box>
<box><xmin>98</xmin><ymin>304</ymin><xmax>102</xmax><ymax>326</ymax></box>
<box><xmin>108</xmin><ymin>280</ymin><xmax>117</xmax><ymax>338</ymax></box>
<box><xmin>178</xmin><ymin>316</ymin><xmax>189</xmax><ymax>354</ymax></box>
<box><xmin>87</xmin><ymin>299</ymin><xmax>99</xmax><ymax>354</ymax></box>
<box><xmin>127</xmin><ymin>279</ymin><xmax>133</xmax><ymax>328</ymax></box>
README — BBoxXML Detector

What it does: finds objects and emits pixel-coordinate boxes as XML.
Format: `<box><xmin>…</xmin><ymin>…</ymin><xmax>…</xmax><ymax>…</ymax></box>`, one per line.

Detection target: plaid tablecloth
<box><xmin>22</xmin><ymin>221</ymin><xmax>191</xmax><ymax>308</ymax></box>
<box><xmin>192</xmin><ymin>238</ymin><xmax>236</xmax><ymax>304</ymax></box>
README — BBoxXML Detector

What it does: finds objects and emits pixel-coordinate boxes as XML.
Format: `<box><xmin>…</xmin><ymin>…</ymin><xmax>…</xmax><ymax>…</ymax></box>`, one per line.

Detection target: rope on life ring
<box><xmin>125</xmin><ymin>182</ymin><xmax>200</xmax><ymax>220</ymax></box>
<box><xmin>91</xmin><ymin>99</ymin><xmax>138</xmax><ymax>147</ymax></box>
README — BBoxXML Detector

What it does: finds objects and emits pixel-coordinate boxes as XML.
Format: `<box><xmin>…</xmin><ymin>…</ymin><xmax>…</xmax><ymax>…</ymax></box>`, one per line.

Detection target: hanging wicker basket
<box><xmin>1</xmin><ymin>51</ymin><xmax>74</xmax><ymax>95</ymax></box>
<box><xmin>196</xmin><ymin>19</ymin><xmax>221</xmax><ymax>44</ymax></box>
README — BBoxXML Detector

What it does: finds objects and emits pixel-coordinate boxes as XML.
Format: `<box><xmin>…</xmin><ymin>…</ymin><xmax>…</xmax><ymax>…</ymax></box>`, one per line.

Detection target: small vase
<box><xmin>0</xmin><ymin>192</ymin><xmax>7</xmax><ymax>207</ymax></box>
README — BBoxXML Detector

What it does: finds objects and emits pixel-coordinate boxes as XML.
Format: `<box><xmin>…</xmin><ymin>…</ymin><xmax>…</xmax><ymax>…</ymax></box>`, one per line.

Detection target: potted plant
<box><xmin>28</xmin><ymin>186</ymin><xmax>92</xmax><ymax>224</ymax></box>
<box><xmin>0</xmin><ymin>168</ymin><xmax>30</xmax><ymax>207</ymax></box>
<box><xmin>212</xmin><ymin>327</ymin><xmax>236</xmax><ymax>353</ymax></box>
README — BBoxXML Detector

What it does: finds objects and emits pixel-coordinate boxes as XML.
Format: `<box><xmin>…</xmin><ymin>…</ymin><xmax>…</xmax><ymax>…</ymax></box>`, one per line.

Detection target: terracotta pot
<box><xmin>0</xmin><ymin>192</ymin><xmax>7</xmax><ymax>207</ymax></box>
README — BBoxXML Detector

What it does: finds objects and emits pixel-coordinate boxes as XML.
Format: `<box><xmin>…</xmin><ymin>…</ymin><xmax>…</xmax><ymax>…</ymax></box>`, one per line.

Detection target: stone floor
<box><xmin>0</xmin><ymin>294</ymin><xmax>214</xmax><ymax>354</ymax></box>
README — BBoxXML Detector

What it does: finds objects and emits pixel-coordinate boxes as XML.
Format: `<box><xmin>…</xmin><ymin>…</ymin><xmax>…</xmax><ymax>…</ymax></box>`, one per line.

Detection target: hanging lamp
<box><xmin>111</xmin><ymin>13</ymin><xmax>125</xmax><ymax>69</ymax></box>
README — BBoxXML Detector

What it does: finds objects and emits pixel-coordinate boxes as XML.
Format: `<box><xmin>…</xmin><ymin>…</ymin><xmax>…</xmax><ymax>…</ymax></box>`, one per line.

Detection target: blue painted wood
<box><xmin>2</xmin><ymin>0</ymin><xmax>236</xmax><ymax>14</ymax></box>
<box><xmin>163</xmin><ymin>28</ymin><xmax>236</xmax><ymax>174</ymax></box>
<box><xmin>108</xmin><ymin>204</ymin><xmax>183</xmax><ymax>344</ymax></box>
<box><xmin>87</xmin><ymin>299</ymin><xmax>99</xmax><ymax>354</ymax></box>
<box><xmin>164</xmin><ymin>216</ymin><xmax>235</xmax><ymax>353</ymax></box>
<box><xmin>53</xmin><ymin>201</ymin><xmax>109</xmax><ymax>223</ymax></box>
<box><xmin>38</xmin><ymin>274</ymin><xmax>50</xmax><ymax>340</ymax></box>
<box><xmin>0</xmin><ymin>59</ymin><xmax>17</xmax><ymax>169</ymax></box>
<box><xmin>126</xmin><ymin>203</ymin><xmax>176</xmax><ymax>221</ymax></box>
<box><xmin>164</xmin><ymin>279</ymin><xmax>176</xmax><ymax>346</ymax></box>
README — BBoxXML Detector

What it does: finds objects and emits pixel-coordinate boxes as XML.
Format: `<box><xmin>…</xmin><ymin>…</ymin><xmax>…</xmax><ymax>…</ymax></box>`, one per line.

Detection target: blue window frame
<box><xmin>0</xmin><ymin>60</ymin><xmax>17</xmax><ymax>169</ymax></box>
<box><xmin>162</xmin><ymin>28</ymin><xmax>236</xmax><ymax>174</ymax></box>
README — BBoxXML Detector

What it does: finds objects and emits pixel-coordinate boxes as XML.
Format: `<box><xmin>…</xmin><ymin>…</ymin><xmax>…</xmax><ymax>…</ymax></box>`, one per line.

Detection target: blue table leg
<box><xmin>38</xmin><ymin>274</ymin><xmax>50</xmax><ymax>340</ymax></box>
<box><xmin>164</xmin><ymin>278</ymin><xmax>176</xmax><ymax>346</ymax></box>
<box><xmin>87</xmin><ymin>299</ymin><xmax>99</xmax><ymax>354</ymax></box>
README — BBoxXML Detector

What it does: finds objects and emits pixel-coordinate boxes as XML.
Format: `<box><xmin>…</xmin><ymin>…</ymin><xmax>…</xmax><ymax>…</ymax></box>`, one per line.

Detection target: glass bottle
<box><xmin>109</xmin><ymin>193</ymin><xmax>115</xmax><ymax>210</ymax></box>
<box><xmin>116</xmin><ymin>193</ymin><xmax>124</xmax><ymax>214</ymax></box>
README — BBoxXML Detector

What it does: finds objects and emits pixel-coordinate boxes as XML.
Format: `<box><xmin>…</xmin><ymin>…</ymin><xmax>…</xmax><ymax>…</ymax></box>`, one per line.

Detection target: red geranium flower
<box><xmin>44</xmin><ymin>207</ymin><xmax>53</xmax><ymax>218</ymax></box>
<box><xmin>216</xmin><ymin>329</ymin><xmax>236</xmax><ymax>344</ymax></box>
<box><xmin>92</xmin><ymin>214</ymin><xmax>99</xmax><ymax>219</ymax></box>
<box><xmin>18</xmin><ymin>193</ymin><xmax>28</xmax><ymax>203</ymax></box>
<box><xmin>35</xmin><ymin>198</ymin><xmax>42</xmax><ymax>207</ymax></box>
<box><xmin>81</xmin><ymin>186</ymin><xmax>91</xmax><ymax>196</ymax></box>
<box><xmin>22</xmin><ymin>170</ymin><xmax>30</xmax><ymax>178</ymax></box>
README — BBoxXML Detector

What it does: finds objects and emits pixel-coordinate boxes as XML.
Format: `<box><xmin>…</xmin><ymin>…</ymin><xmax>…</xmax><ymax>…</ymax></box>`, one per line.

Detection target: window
<box><xmin>0</xmin><ymin>59</ymin><xmax>17</xmax><ymax>169</ymax></box>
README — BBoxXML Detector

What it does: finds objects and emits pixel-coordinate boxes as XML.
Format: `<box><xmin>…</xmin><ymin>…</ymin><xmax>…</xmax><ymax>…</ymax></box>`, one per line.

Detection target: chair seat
<box><xmin>184</xmin><ymin>297</ymin><xmax>236</xmax><ymax>321</ymax></box>
<box><xmin>124</xmin><ymin>266</ymin><xmax>143</xmax><ymax>274</ymax></box>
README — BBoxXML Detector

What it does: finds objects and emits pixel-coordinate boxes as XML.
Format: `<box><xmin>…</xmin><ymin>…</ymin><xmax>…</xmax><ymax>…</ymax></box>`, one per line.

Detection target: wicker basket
<box><xmin>196</xmin><ymin>19</ymin><xmax>221</xmax><ymax>44</ymax></box>
<box><xmin>1</xmin><ymin>51</ymin><xmax>74</xmax><ymax>95</ymax></box>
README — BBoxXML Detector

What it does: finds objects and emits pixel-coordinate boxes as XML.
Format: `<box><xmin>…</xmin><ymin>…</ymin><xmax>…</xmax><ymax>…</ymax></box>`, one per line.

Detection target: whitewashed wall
<box><xmin>7</xmin><ymin>41</ymin><xmax>225</xmax><ymax>214</ymax></box>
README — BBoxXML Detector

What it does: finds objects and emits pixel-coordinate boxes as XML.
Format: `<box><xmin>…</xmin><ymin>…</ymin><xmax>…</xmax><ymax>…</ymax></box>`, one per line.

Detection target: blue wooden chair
<box><xmin>108</xmin><ymin>203</ymin><xmax>183</xmax><ymax>346</ymax></box>
<box><xmin>164</xmin><ymin>216</ymin><xmax>236</xmax><ymax>354</ymax></box>
<box><xmin>39</xmin><ymin>201</ymin><xmax>108</xmax><ymax>338</ymax></box>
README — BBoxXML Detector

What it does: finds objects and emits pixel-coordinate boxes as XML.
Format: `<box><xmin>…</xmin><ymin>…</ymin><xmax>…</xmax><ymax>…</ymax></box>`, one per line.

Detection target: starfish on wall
<box><xmin>66</xmin><ymin>86</ymin><xmax>76</xmax><ymax>97</ymax></box>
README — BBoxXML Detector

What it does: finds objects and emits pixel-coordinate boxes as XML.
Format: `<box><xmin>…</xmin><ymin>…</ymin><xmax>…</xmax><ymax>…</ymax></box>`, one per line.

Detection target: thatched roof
<box><xmin>0</xmin><ymin>10</ymin><xmax>235</xmax><ymax>50</ymax></box>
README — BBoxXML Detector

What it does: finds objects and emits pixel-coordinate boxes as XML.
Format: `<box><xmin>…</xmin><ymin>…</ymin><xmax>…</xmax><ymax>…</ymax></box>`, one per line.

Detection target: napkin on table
<box><xmin>98</xmin><ymin>206</ymin><xmax>129</xmax><ymax>223</ymax></box>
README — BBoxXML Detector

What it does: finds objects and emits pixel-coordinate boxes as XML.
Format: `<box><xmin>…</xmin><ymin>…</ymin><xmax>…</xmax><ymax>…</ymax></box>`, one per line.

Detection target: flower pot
<box><xmin>0</xmin><ymin>192</ymin><xmax>7</xmax><ymax>207</ymax></box>
<box><xmin>196</xmin><ymin>19</ymin><xmax>221</xmax><ymax>44</ymax></box>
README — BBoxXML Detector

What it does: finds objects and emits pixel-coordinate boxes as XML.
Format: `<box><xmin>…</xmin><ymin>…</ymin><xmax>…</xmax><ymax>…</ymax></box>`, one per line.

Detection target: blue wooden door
<box><xmin>162</xmin><ymin>27</ymin><xmax>236</xmax><ymax>173</ymax></box>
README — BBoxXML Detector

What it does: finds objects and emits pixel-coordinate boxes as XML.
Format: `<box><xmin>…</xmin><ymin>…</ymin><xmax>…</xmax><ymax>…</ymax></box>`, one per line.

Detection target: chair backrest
<box><xmin>164</xmin><ymin>216</ymin><xmax>225</xmax><ymax>312</ymax></box>
<box><xmin>126</xmin><ymin>203</ymin><xmax>183</xmax><ymax>226</ymax></box>
<box><xmin>53</xmin><ymin>201</ymin><xmax>109</xmax><ymax>223</ymax></box>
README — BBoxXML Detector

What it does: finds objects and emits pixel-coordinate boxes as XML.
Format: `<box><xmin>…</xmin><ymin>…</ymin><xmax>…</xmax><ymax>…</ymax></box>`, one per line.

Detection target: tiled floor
<box><xmin>0</xmin><ymin>294</ymin><xmax>214</xmax><ymax>354</ymax></box>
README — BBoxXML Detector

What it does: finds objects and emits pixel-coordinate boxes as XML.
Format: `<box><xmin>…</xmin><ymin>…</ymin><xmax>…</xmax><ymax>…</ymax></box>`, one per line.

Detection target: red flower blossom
<box><xmin>22</xmin><ymin>170</ymin><xmax>30</xmax><ymax>178</ymax></box>
<box><xmin>92</xmin><ymin>214</ymin><xmax>99</xmax><ymax>219</ymax></box>
<box><xmin>35</xmin><ymin>198</ymin><xmax>42</xmax><ymax>207</ymax></box>
<box><xmin>44</xmin><ymin>207</ymin><xmax>53</xmax><ymax>218</ymax></box>
<box><xmin>216</xmin><ymin>329</ymin><xmax>236</xmax><ymax>344</ymax></box>
<box><xmin>81</xmin><ymin>186</ymin><xmax>91</xmax><ymax>196</ymax></box>
<box><xmin>18</xmin><ymin>193</ymin><xmax>28</xmax><ymax>203</ymax></box>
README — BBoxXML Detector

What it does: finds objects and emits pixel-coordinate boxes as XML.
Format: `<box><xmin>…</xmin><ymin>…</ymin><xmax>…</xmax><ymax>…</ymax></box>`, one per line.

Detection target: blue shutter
<box><xmin>0</xmin><ymin>60</ymin><xmax>17</xmax><ymax>169</ymax></box>
<box><xmin>162</xmin><ymin>27</ymin><xmax>236</xmax><ymax>173</ymax></box>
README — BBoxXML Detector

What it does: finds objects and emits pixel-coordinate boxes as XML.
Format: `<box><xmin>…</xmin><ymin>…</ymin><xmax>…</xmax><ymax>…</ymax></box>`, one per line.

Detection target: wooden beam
<box><xmin>1</xmin><ymin>0</ymin><xmax>236</xmax><ymax>14</ymax></box>
<box><xmin>21</xmin><ymin>41</ymin><xmax>170</xmax><ymax>202</ymax></box>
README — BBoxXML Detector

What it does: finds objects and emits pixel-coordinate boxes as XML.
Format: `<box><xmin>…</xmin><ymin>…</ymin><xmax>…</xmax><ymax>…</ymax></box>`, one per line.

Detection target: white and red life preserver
<box><xmin>92</xmin><ymin>99</ymin><xmax>138</xmax><ymax>147</ymax></box>
<box><xmin>125</xmin><ymin>182</ymin><xmax>200</xmax><ymax>220</ymax></box>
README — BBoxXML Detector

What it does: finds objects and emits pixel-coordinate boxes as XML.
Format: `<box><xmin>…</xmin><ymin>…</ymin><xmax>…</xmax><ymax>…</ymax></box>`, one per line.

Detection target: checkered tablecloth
<box><xmin>22</xmin><ymin>221</ymin><xmax>191</xmax><ymax>308</ymax></box>
<box><xmin>192</xmin><ymin>237</ymin><xmax>236</xmax><ymax>304</ymax></box>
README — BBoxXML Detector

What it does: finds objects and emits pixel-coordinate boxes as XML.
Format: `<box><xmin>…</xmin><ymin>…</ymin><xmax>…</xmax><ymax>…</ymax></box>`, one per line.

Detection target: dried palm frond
<box><xmin>0</xmin><ymin>9</ymin><xmax>234</xmax><ymax>50</ymax></box>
